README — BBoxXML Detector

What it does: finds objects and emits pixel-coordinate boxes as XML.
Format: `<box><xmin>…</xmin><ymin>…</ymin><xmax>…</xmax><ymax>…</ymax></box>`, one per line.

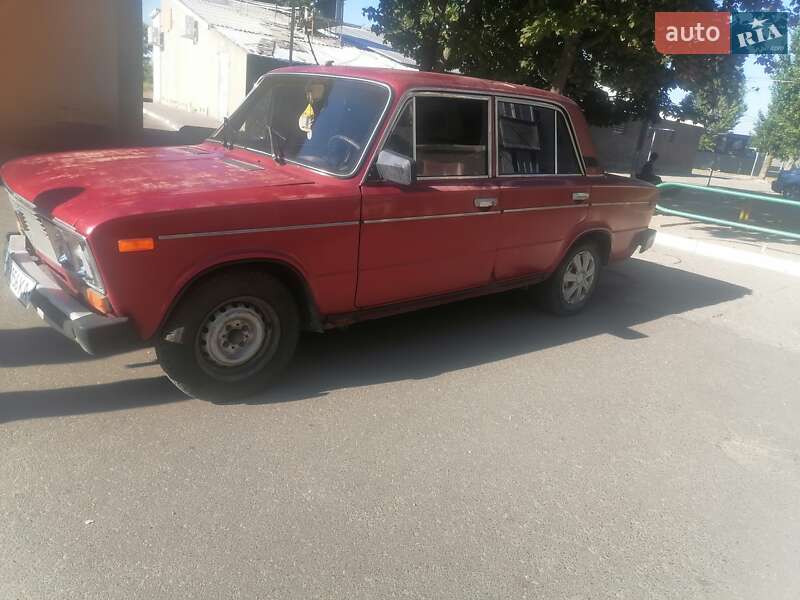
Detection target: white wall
<box><xmin>156</xmin><ymin>0</ymin><xmax>248</xmax><ymax>119</ymax></box>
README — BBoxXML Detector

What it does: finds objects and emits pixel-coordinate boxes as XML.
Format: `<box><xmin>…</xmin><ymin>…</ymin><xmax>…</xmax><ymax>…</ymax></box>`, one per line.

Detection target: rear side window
<box><xmin>415</xmin><ymin>96</ymin><xmax>488</xmax><ymax>177</ymax></box>
<box><xmin>498</xmin><ymin>101</ymin><xmax>555</xmax><ymax>175</ymax></box>
<box><xmin>498</xmin><ymin>100</ymin><xmax>583</xmax><ymax>176</ymax></box>
<box><xmin>557</xmin><ymin>113</ymin><xmax>582</xmax><ymax>174</ymax></box>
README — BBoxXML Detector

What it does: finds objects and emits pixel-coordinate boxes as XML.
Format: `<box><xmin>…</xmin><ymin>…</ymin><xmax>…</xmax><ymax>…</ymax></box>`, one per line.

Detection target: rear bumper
<box><xmin>634</xmin><ymin>228</ymin><xmax>657</xmax><ymax>253</ymax></box>
<box><xmin>4</xmin><ymin>233</ymin><xmax>141</xmax><ymax>356</ymax></box>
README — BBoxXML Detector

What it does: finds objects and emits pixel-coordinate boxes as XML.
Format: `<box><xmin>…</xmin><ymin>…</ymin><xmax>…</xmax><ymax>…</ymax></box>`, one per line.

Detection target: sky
<box><xmin>734</xmin><ymin>57</ymin><xmax>772</xmax><ymax>134</ymax></box>
<box><xmin>143</xmin><ymin>0</ymin><xmax>372</xmax><ymax>23</ymax></box>
<box><xmin>142</xmin><ymin>0</ymin><xmax>780</xmax><ymax>134</ymax></box>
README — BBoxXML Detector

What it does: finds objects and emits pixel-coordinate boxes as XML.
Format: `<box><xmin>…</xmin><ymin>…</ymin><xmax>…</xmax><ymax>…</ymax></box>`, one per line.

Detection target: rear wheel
<box><xmin>538</xmin><ymin>242</ymin><xmax>601</xmax><ymax>316</ymax></box>
<box><xmin>155</xmin><ymin>270</ymin><xmax>299</xmax><ymax>402</ymax></box>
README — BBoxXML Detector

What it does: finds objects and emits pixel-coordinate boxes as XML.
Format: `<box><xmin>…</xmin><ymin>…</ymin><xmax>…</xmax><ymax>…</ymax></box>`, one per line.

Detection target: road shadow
<box><xmin>0</xmin><ymin>258</ymin><xmax>751</xmax><ymax>422</ymax></box>
<box><xmin>0</xmin><ymin>377</ymin><xmax>185</xmax><ymax>424</ymax></box>
<box><xmin>251</xmin><ymin>258</ymin><xmax>750</xmax><ymax>404</ymax></box>
<box><xmin>0</xmin><ymin>327</ymin><xmax>98</xmax><ymax>367</ymax></box>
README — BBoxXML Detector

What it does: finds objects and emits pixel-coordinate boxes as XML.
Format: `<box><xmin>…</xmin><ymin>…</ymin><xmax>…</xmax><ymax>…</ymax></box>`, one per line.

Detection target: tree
<box><xmin>143</xmin><ymin>23</ymin><xmax>153</xmax><ymax>97</ymax></box>
<box><xmin>752</xmin><ymin>29</ymin><xmax>800</xmax><ymax>162</ymax></box>
<box><xmin>364</xmin><ymin>0</ymin><xmax>792</xmax><ymax>127</ymax></box>
<box><xmin>675</xmin><ymin>57</ymin><xmax>747</xmax><ymax>150</ymax></box>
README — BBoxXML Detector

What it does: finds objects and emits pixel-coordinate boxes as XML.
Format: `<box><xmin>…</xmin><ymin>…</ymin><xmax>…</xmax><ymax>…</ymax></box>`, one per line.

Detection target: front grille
<box><xmin>4</xmin><ymin>185</ymin><xmax>59</xmax><ymax>264</ymax></box>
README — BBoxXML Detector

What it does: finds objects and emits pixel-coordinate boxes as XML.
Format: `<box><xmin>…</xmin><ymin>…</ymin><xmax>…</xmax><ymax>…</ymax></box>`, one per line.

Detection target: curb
<box><xmin>655</xmin><ymin>231</ymin><xmax>800</xmax><ymax>278</ymax></box>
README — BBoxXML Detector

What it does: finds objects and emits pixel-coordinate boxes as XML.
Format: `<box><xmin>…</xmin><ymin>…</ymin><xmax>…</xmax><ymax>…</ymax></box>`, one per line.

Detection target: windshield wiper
<box><xmin>220</xmin><ymin>117</ymin><xmax>235</xmax><ymax>150</ymax></box>
<box><xmin>266</xmin><ymin>125</ymin><xmax>286</xmax><ymax>164</ymax></box>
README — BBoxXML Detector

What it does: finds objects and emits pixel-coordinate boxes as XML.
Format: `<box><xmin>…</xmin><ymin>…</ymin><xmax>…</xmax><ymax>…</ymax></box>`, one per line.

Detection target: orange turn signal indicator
<box><xmin>84</xmin><ymin>287</ymin><xmax>111</xmax><ymax>314</ymax></box>
<box><xmin>118</xmin><ymin>238</ymin><xmax>155</xmax><ymax>253</ymax></box>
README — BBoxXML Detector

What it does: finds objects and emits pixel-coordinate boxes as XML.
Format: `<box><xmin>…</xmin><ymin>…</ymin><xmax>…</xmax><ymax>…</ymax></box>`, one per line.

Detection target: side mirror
<box><xmin>375</xmin><ymin>149</ymin><xmax>415</xmax><ymax>186</ymax></box>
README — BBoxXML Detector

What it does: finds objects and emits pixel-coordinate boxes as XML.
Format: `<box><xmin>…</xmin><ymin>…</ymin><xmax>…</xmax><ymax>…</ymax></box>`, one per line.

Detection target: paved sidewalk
<box><xmin>611</xmin><ymin>169</ymin><xmax>777</xmax><ymax>195</ymax></box>
<box><xmin>662</xmin><ymin>169</ymin><xmax>777</xmax><ymax>196</ymax></box>
<box><xmin>609</xmin><ymin>171</ymin><xmax>800</xmax><ymax>264</ymax></box>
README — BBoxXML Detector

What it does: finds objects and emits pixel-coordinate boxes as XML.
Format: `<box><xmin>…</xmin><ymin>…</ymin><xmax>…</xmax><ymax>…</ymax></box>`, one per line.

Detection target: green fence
<box><xmin>655</xmin><ymin>182</ymin><xmax>800</xmax><ymax>241</ymax></box>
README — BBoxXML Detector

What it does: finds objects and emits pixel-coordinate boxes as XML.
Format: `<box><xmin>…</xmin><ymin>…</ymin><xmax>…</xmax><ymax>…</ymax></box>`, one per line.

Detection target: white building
<box><xmin>150</xmin><ymin>0</ymin><xmax>415</xmax><ymax>120</ymax></box>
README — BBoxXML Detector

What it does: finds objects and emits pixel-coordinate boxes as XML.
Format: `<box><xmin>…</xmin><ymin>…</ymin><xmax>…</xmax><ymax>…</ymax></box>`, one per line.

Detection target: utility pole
<box><xmin>288</xmin><ymin>1</ymin><xmax>296</xmax><ymax>65</ymax></box>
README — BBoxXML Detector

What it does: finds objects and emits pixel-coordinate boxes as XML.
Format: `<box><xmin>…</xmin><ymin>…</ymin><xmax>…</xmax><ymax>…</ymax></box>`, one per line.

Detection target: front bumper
<box><xmin>4</xmin><ymin>233</ymin><xmax>140</xmax><ymax>355</ymax></box>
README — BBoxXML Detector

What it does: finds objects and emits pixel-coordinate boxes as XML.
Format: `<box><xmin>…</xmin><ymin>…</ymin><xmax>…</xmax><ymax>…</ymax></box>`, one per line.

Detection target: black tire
<box><xmin>538</xmin><ymin>242</ymin><xmax>602</xmax><ymax>316</ymax></box>
<box><xmin>155</xmin><ymin>269</ymin><xmax>299</xmax><ymax>402</ymax></box>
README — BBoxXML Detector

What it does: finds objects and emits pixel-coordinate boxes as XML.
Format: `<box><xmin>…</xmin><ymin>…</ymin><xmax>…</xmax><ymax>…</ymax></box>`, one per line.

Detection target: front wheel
<box><xmin>155</xmin><ymin>270</ymin><xmax>299</xmax><ymax>402</ymax></box>
<box><xmin>538</xmin><ymin>243</ymin><xmax>602</xmax><ymax>316</ymax></box>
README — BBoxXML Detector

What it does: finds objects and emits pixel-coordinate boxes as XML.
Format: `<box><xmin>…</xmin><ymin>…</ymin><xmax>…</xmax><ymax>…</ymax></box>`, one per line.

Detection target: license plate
<box><xmin>6</xmin><ymin>256</ymin><xmax>36</xmax><ymax>306</ymax></box>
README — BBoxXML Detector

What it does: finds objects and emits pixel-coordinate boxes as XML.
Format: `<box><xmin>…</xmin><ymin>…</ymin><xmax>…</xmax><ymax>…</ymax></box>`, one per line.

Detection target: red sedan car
<box><xmin>2</xmin><ymin>66</ymin><xmax>657</xmax><ymax>400</ymax></box>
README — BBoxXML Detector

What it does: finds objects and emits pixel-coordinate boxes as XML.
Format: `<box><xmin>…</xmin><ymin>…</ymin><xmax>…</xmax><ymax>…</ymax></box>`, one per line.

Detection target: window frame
<box><xmin>382</xmin><ymin>98</ymin><xmax>416</xmax><ymax>159</ymax></box>
<box><xmin>495</xmin><ymin>95</ymin><xmax>585</xmax><ymax>177</ymax></box>
<box><xmin>375</xmin><ymin>90</ymin><xmax>494</xmax><ymax>181</ymax></box>
<box><xmin>207</xmin><ymin>72</ymin><xmax>394</xmax><ymax>179</ymax></box>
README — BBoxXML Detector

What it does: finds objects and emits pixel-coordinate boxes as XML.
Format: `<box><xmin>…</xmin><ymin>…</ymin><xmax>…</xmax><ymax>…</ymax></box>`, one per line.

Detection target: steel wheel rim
<box><xmin>561</xmin><ymin>250</ymin><xmax>596</xmax><ymax>305</ymax></box>
<box><xmin>196</xmin><ymin>297</ymin><xmax>280</xmax><ymax>380</ymax></box>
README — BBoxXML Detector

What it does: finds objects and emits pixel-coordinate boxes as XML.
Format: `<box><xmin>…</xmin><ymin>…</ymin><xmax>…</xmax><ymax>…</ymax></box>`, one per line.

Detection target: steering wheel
<box><xmin>327</xmin><ymin>135</ymin><xmax>362</xmax><ymax>170</ymax></box>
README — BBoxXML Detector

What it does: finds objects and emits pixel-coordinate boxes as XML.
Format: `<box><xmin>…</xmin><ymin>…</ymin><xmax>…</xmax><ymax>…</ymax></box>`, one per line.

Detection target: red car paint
<box><xmin>1</xmin><ymin>66</ymin><xmax>656</xmax><ymax>342</ymax></box>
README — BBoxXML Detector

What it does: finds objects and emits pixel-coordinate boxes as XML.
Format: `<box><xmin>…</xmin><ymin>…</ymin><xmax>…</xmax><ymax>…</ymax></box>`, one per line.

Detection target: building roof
<box><xmin>176</xmin><ymin>0</ymin><xmax>415</xmax><ymax>70</ymax></box>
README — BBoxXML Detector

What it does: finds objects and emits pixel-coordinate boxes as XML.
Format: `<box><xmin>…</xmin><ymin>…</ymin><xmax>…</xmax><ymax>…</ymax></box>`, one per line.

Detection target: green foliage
<box><xmin>675</xmin><ymin>57</ymin><xmax>747</xmax><ymax>150</ymax></box>
<box><xmin>752</xmin><ymin>29</ymin><xmax>800</xmax><ymax>160</ymax></box>
<box><xmin>143</xmin><ymin>23</ymin><xmax>153</xmax><ymax>87</ymax></box>
<box><xmin>364</xmin><ymin>0</ymin><xmax>793</xmax><ymax>126</ymax></box>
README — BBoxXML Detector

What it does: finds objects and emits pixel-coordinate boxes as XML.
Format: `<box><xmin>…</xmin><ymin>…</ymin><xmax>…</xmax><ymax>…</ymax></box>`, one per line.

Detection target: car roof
<box><xmin>269</xmin><ymin>65</ymin><xmax>579</xmax><ymax>108</ymax></box>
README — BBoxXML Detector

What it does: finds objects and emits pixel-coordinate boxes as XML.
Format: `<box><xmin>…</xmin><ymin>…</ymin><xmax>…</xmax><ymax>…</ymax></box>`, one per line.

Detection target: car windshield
<box><xmin>213</xmin><ymin>74</ymin><xmax>390</xmax><ymax>176</ymax></box>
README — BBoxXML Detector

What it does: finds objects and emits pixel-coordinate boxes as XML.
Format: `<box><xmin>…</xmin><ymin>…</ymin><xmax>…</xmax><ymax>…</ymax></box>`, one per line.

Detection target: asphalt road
<box><xmin>2</xmin><ymin>192</ymin><xmax>800</xmax><ymax>599</ymax></box>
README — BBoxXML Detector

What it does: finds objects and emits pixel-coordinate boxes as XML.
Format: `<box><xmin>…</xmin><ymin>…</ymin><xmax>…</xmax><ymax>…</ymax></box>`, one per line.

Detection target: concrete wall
<box><xmin>590</xmin><ymin>120</ymin><xmax>704</xmax><ymax>175</ymax></box>
<box><xmin>156</xmin><ymin>0</ymin><xmax>248</xmax><ymax>120</ymax></box>
<box><xmin>0</xmin><ymin>0</ymin><xmax>142</xmax><ymax>153</ymax></box>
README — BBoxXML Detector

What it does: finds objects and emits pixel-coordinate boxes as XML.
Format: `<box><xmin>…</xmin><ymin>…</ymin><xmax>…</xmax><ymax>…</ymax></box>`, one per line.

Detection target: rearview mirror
<box><xmin>375</xmin><ymin>150</ymin><xmax>415</xmax><ymax>186</ymax></box>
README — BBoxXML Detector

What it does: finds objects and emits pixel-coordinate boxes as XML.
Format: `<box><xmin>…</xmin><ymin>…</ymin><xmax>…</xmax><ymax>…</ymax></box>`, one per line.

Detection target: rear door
<box><xmin>494</xmin><ymin>98</ymin><xmax>589</xmax><ymax>279</ymax></box>
<box><xmin>357</xmin><ymin>93</ymin><xmax>500</xmax><ymax>307</ymax></box>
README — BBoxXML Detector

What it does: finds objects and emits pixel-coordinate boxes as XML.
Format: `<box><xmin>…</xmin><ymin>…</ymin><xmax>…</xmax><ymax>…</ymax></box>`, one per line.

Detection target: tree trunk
<box><xmin>630</xmin><ymin>119</ymin><xmax>650</xmax><ymax>178</ymax></box>
<box><xmin>758</xmin><ymin>152</ymin><xmax>772</xmax><ymax>178</ymax></box>
<box><xmin>419</xmin><ymin>36</ymin><xmax>440</xmax><ymax>71</ymax></box>
<box><xmin>550</xmin><ymin>37</ymin><xmax>578</xmax><ymax>94</ymax></box>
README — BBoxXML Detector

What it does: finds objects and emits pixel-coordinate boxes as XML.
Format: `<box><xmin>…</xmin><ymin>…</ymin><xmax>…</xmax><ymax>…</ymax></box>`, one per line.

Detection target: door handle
<box><xmin>474</xmin><ymin>197</ymin><xmax>497</xmax><ymax>209</ymax></box>
<box><xmin>572</xmin><ymin>192</ymin><xmax>590</xmax><ymax>203</ymax></box>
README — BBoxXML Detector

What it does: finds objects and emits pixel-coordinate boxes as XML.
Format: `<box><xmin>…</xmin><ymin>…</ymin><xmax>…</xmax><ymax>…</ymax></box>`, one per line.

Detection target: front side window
<box><xmin>415</xmin><ymin>96</ymin><xmax>488</xmax><ymax>177</ymax></box>
<box><xmin>213</xmin><ymin>74</ymin><xmax>390</xmax><ymax>176</ymax></box>
<box><xmin>384</xmin><ymin>100</ymin><xmax>414</xmax><ymax>158</ymax></box>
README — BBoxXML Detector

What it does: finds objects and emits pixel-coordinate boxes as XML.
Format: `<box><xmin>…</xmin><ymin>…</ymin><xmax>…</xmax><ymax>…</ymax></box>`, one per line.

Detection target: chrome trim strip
<box><xmin>209</xmin><ymin>73</ymin><xmax>393</xmax><ymax>180</ymax></box>
<box><xmin>593</xmin><ymin>201</ymin><xmax>651</xmax><ymax>206</ymax></box>
<box><xmin>364</xmin><ymin>211</ymin><xmax>496</xmax><ymax>224</ymax></box>
<box><xmin>158</xmin><ymin>220</ymin><xmax>359</xmax><ymax>240</ymax></box>
<box><xmin>503</xmin><ymin>205</ymin><xmax>586</xmax><ymax>214</ymax></box>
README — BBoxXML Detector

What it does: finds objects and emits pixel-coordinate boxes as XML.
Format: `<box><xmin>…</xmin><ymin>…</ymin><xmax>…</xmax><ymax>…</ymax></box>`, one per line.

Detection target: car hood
<box><xmin>0</xmin><ymin>144</ymin><xmax>315</xmax><ymax>230</ymax></box>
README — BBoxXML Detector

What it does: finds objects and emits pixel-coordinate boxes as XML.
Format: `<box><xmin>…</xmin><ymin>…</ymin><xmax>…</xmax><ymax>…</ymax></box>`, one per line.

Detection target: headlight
<box><xmin>47</xmin><ymin>222</ymin><xmax>105</xmax><ymax>292</ymax></box>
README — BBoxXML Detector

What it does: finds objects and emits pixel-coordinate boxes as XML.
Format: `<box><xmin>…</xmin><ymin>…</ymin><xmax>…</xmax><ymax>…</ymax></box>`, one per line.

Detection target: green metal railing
<box><xmin>655</xmin><ymin>182</ymin><xmax>800</xmax><ymax>241</ymax></box>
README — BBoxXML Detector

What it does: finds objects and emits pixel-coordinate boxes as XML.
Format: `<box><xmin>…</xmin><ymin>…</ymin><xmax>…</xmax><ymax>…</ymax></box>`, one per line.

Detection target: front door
<box><xmin>493</xmin><ymin>98</ymin><xmax>589</xmax><ymax>279</ymax></box>
<box><xmin>357</xmin><ymin>94</ymin><xmax>499</xmax><ymax>308</ymax></box>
